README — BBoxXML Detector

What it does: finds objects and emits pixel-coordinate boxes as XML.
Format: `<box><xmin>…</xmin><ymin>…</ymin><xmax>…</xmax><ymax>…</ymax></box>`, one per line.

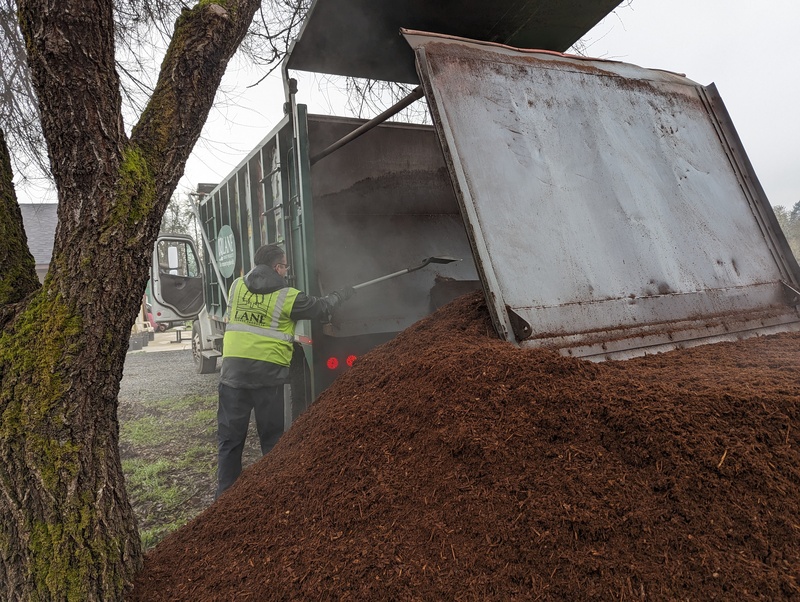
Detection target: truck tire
<box><xmin>192</xmin><ymin>322</ymin><xmax>217</xmax><ymax>374</ymax></box>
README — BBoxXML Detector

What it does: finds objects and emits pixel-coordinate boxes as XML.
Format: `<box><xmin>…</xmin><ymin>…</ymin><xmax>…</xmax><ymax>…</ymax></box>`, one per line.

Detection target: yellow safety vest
<box><xmin>223</xmin><ymin>278</ymin><xmax>300</xmax><ymax>367</ymax></box>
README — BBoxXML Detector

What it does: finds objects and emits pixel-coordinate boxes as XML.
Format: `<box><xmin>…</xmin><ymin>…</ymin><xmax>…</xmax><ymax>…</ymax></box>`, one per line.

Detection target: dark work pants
<box><xmin>216</xmin><ymin>382</ymin><xmax>284</xmax><ymax>498</ymax></box>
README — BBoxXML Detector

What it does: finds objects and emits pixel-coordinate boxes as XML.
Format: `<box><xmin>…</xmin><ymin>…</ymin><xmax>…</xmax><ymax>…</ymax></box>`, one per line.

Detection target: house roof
<box><xmin>19</xmin><ymin>203</ymin><xmax>58</xmax><ymax>266</ymax></box>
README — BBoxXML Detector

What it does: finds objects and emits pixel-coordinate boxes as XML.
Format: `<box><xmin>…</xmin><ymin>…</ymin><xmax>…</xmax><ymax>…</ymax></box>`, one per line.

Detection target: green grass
<box><xmin>176</xmin><ymin>443</ymin><xmax>216</xmax><ymax>469</ymax></box>
<box><xmin>120</xmin><ymin>391</ymin><xmax>263</xmax><ymax>550</ymax></box>
<box><xmin>185</xmin><ymin>408</ymin><xmax>218</xmax><ymax>433</ymax></box>
<box><xmin>120</xmin><ymin>394</ymin><xmax>219</xmax><ymax>550</ymax></box>
<box><xmin>140</xmin><ymin>518</ymin><xmax>192</xmax><ymax>551</ymax></box>
<box><xmin>153</xmin><ymin>394</ymin><xmax>215</xmax><ymax>412</ymax></box>
<box><xmin>122</xmin><ymin>458</ymin><xmax>184</xmax><ymax>505</ymax></box>
<box><xmin>121</xmin><ymin>416</ymin><xmax>173</xmax><ymax>447</ymax></box>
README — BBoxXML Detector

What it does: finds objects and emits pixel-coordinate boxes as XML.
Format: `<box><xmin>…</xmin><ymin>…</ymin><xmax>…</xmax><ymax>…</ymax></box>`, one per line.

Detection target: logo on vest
<box><xmin>234</xmin><ymin>309</ymin><xmax>268</xmax><ymax>325</ymax></box>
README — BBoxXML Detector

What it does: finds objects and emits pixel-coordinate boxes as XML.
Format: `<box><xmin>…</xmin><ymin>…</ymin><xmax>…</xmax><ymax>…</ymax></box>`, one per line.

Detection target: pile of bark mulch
<box><xmin>131</xmin><ymin>292</ymin><xmax>800</xmax><ymax>601</ymax></box>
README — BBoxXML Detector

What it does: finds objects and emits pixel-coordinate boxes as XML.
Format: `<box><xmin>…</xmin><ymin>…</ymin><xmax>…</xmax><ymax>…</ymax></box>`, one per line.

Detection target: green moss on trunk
<box><xmin>0</xmin><ymin>291</ymin><xmax>137</xmax><ymax>600</ymax></box>
<box><xmin>115</xmin><ymin>146</ymin><xmax>157</xmax><ymax>226</ymax></box>
<box><xmin>0</xmin><ymin>290</ymin><xmax>82</xmax><ymax>434</ymax></box>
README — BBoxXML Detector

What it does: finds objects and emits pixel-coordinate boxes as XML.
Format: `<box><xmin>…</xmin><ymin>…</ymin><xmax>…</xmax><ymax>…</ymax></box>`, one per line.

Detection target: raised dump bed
<box><xmin>402</xmin><ymin>31</ymin><xmax>800</xmax><ymax>359</ymax></box>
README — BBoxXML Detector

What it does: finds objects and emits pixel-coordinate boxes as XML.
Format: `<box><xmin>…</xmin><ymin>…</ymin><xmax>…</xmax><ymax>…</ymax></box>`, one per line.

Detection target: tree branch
<box><xmin>130</xmin><ymin>0</ymin><xmax>262</xmax><ymax>203</ymax></box>
<box><xmin>0</xmin><ymin>128</ymin><xmax>40</xmax><ymax>317</ymax></box>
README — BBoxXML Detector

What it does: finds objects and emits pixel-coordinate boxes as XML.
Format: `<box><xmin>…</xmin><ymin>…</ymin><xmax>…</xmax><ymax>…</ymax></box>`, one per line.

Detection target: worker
<box><xmin>216</xmin><ymin>243</ymin><xmax>353</xmax><ymax>498</ymax></box>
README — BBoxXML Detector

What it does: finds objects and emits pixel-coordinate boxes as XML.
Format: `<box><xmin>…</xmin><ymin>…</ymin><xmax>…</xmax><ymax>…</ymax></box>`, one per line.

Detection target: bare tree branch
<box><xmin>2</xmin><ymin>0</ymin><xmax>308</xmax><ymax>201</ymax></box>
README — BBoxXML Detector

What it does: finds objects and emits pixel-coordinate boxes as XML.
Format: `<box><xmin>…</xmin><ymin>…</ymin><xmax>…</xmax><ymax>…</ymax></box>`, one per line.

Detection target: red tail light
<box><xmin>326</xmin><ymin>355</ymin><xmax>357</xmax><ymax>370</ymax></box>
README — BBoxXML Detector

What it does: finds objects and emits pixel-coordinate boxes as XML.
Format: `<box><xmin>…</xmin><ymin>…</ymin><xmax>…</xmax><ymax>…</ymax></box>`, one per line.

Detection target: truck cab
<box><xmin>149</xmin><ymin>233</ymin><xmax>204</xmax><ymax>332</ymax></box>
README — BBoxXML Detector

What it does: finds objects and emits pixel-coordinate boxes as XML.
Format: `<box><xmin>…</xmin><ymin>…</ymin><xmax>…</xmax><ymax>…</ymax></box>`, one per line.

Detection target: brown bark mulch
<box><xmin>131</xmin><ymin>292</ymin><xmax>800</xmax><ymax>601</ymax></box>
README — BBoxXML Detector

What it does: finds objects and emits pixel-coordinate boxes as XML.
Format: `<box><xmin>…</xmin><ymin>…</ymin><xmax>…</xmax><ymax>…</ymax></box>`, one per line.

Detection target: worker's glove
<box><xmin>324</xmin><ymin>292</ymin><xmax>343</xmax><ymax>311</ymax></box>
<box><xmin>325</xmin><ymin>287</ymin><xmax>355</xmax><ymax>309</ymax></box>
<box><xmin>338</xmin><ymin>286</ymin><xmax>355</xmax><ymax>301</ymax></box>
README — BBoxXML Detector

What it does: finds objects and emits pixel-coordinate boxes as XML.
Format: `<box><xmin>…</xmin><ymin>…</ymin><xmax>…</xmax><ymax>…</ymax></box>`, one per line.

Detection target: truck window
<box><xmin>157</xmin><ymin>239</ymin><xmax>199</xmax><ymax>278</ymax></box>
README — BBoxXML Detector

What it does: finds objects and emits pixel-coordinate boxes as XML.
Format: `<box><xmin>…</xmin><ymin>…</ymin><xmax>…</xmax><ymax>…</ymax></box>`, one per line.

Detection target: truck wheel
<box><xmin>192</xmin><ymin>322</ymin><xmax>217</xmax><ymax>374</ymax></box>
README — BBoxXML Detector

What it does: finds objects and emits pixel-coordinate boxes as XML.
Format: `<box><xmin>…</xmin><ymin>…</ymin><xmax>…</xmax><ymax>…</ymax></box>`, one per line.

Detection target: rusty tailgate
<box><xmin>405</xmin><ymin>30</ymin><xmax>800</xmax><ymax>359</ymax></box>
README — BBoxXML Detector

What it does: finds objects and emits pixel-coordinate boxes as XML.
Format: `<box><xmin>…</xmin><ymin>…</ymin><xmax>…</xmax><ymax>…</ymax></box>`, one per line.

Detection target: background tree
<box><xmin>774</xmin><ymin>203</ymin><xmax>800</xmax><ymax>259</ymax></box>
<box><xmin>790</xmin><ymin>201</ymin><xmax>800</xmax><ymax>259</ymax></box>
<box><xmin>160</xmin><ymin>194</ymin><xmax>197</xmax><ymax>237</ymax></box>
<box><xmin>159</xmin><ymin>193</ymin><xmax>204</xmax><ymax>267</ymax></box>
<box><xmin>774</xmin><ymin>204</ymin><xmax>790</xmax><ymax>231</ymax></box>
<box><xmin>0</xmin><ymin>0</ymin><xmax>268</xmax><ymax>598</ymax></box>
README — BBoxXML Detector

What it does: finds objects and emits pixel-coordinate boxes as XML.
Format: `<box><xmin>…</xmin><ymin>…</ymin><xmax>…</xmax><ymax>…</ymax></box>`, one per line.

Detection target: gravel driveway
<box><xmin>119</xmin><ymin>334</ymin><xmax>220</xmax><ymax>403</ymax></box>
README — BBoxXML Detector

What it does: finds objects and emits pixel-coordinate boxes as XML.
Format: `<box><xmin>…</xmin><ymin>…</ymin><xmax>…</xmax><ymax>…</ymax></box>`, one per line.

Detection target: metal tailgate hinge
<box><xmin>506</xmin><ymin>307</ymin><xmax>532</xmax><ymax>341</ymax></box>
<box><xmin>781</xmin><ymin>281</ymin><xmax>800</xmax><ymax>306</ymax></box>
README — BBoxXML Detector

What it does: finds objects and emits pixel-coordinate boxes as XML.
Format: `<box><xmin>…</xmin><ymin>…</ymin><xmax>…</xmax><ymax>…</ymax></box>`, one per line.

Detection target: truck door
<box><xmin>151</xmin><ymin>235</ymin><xmax>205</xmax><ymax>318</ymax></box>
<box><xmin>404</xmin><ymin>30</ymin><xmax>800</xmax><ymax>359</ymax></box>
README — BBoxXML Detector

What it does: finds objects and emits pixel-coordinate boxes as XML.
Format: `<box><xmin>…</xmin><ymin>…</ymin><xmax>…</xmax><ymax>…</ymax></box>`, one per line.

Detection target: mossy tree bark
<box><xmin>0</xmin><ymin>0</ymin><xmax>261</xmax><ymax>599</ymax></box>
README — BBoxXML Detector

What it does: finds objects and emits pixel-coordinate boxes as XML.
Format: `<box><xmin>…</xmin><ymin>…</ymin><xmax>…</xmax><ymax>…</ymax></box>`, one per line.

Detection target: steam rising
<box><xmin>308</xmin><ymin>115</ymin><xmax>479</xmax><ymax>337</ymax></box>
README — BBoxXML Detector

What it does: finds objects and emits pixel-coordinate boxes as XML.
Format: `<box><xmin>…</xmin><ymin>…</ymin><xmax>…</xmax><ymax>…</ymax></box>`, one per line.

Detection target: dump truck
<box><xmin>156</xmin><ymin>0</ymin><xmax>800</xmax><ymax>426</ymax></box>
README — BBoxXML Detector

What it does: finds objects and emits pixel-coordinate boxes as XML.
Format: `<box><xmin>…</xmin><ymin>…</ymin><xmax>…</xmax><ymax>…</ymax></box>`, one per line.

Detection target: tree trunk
<box><xmin>0</xmin><ymin>0</ymin><xmax>261</xmax><ymax>598</ymax></box>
